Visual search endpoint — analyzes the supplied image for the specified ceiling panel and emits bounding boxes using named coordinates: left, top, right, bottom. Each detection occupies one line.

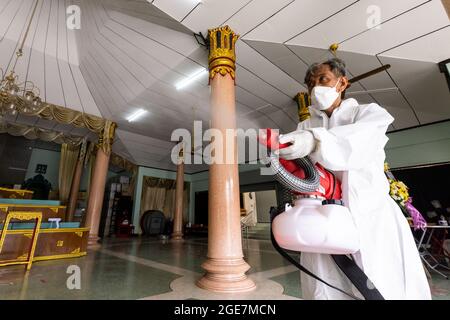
left=181, top=0, right=252, bottom=33
left=286, top=0, right=427, bottom=48
left=346, top=92, right=376, bottom=105
left=236, top=41, right=302, bottom=97
left=222, top=0, right=293, bottom=36
left=45, top=56, right=66, bottom=107
left=245, top=39, right=309, bottom=85
left=378, top=56, right=450, bottom=124
left=112, top=138, right=135, bottom=163
left=286, top=45, right=343, bottom=67
left=339, top=0, right=449, bottom=56
left=380, top=26, right=450, bottom=63
left=152, top=0, right=201, bottom=22
left=0, top=0, right=32, bottom=44
left=236, top=65, right=293, bottom=108
left=369, top=91, right=420, bottom=129
left=116, top=129, right=175, bottom=151
left=107, top=10, right=198, bottom=57
left=243, top=0, right=357, bottom=43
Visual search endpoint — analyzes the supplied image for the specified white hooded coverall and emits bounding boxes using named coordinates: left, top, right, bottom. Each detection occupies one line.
left=298, top=98, right=431, bottom=300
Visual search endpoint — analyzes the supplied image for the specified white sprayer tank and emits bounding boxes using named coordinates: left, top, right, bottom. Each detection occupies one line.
left=272, top=198, right=360, bottom=254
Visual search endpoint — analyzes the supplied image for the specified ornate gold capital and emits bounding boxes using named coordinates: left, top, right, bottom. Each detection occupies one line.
left=208, top=25, right=239, bottom=82
left=98, top=120, right=117, bottom=155
left=294, top=92, right=311, bottom=122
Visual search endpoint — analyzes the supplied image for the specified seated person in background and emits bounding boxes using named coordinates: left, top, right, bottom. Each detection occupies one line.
left=22, top=174, right=52, bottom=200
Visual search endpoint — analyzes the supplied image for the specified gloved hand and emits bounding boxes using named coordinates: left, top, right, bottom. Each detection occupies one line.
left=277, top=130, right=316, bottom=160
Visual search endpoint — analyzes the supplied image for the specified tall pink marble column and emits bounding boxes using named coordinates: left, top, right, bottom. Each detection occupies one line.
left=66, top=158, right=83, bottom=222
left=197, top=26, right=255, bottom=293
left=172, top=149, right=184, bottom=240
left=84, top=123, right=116, bottom=247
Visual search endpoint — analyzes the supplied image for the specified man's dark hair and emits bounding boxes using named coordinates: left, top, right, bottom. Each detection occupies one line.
left=304, top=58, right=347, bottom=85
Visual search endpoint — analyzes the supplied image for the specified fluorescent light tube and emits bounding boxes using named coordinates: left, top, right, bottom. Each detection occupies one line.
left=127, top=109, right=147, bottom=122
left=175, top=68, right=207, bottom=90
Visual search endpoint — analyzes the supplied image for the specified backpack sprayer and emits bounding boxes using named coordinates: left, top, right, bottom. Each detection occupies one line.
left=259, top=128, right=384, bottom=300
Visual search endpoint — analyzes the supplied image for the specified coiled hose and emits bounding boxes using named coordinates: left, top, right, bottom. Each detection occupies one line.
left=268, top=152, right=320, bottom=193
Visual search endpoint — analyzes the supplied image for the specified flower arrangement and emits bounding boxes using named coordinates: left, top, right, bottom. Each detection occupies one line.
left=385, top=162, right=427, bottom=230
left=388, top=179, right=409, bottom=207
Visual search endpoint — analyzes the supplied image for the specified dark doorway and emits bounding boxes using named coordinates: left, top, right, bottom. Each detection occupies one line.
left=195, top=191, right=209, bottom=225
left=392, top=163, right=450, bottom=223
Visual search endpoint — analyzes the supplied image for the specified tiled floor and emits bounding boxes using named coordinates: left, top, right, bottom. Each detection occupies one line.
left=0, top=236, right=448, bottom=300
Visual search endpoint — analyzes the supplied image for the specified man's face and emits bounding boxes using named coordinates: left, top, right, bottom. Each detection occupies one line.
left=306, top=64, right=343, bottom=94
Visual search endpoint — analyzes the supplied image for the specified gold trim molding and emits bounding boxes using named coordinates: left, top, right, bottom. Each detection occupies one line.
left=33, top=251, right=87, bottom=262
left=97, top=120, right=117, bottom=155
left=0, top=94, right=117, bottom=151
left=0, top=120, right=84, bottom=146
left=0, top=227, right=89, bottom=235
left=208, top=26, right=239, bottom=82
left=0, top=187, right=33, bottom=194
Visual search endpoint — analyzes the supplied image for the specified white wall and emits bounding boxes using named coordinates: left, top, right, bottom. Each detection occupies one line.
left=25, top=148, right=61, bottom=190
left=385, top=121, right=450, bottom=168
left=255, top=190, right=277, bottom=223
left=25, top=147, right=119, bottom=193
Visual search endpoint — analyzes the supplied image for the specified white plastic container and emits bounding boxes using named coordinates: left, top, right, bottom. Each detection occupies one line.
left=273, top=198, right=360, bottom=254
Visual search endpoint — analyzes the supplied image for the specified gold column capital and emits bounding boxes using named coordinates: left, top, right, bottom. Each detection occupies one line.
left=208, top=25, right=239, bottom=83
left=78, top=138, right=88, bottom=163
left=294, top=92, right=311, bottom=122
left=97, top=120, right=117, bottom=155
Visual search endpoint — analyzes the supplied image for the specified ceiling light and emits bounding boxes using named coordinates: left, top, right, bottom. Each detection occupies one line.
left=175, top=68, right=207, bottom=90
left=127, top=109, right=147, bottom=122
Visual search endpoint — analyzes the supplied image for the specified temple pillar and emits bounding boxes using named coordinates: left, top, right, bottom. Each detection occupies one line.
left=171, top=149, right=184, bottom=240
left=66, top=158, right=83, bottom=222
left=85, top=122, right=116, bottom=247
left=196, top=26, right=255, bottom=293
left=67, top=141, right=88, bottom=222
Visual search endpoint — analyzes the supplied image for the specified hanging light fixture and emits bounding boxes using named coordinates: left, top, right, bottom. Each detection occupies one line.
left=0, top=0, right=42, bottom=116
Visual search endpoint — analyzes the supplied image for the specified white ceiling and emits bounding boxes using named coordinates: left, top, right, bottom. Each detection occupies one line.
left=1, top=0, right=449, bottom=173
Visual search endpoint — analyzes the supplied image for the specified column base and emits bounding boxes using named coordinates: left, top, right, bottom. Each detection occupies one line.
left=196, top=257, right=256, bottom=293
left=171, top=232, right=184, bottom=240
left=87, top=235, right=101, bottom=248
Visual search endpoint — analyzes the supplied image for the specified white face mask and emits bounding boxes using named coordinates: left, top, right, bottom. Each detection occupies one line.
left=310, top=78, right=341, bottom=111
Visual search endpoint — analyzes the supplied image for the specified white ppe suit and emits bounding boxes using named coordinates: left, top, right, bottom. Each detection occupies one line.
left=297, top=98, right=431, bottom=300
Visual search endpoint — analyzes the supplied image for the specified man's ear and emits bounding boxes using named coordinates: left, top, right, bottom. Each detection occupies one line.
left=339, top=77, right=349, bottom=93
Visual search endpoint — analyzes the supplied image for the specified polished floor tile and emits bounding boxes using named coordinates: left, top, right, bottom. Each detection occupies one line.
left=0, top=236, right=448, bottom=300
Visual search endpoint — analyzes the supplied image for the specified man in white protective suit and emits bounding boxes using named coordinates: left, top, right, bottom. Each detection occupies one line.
left=278, top=58, right=431, bottom=300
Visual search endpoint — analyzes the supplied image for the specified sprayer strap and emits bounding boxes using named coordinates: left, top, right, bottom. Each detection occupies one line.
left=331, top=255, right=384, bottom=300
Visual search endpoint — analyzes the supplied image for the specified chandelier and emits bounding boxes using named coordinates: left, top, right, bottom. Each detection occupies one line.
left=0, top=0, right=43, bottom=116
